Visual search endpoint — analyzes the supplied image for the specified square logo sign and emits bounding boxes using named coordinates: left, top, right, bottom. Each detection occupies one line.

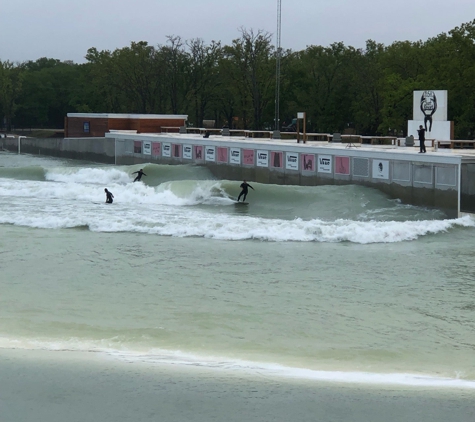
left=373, top=160, right=389, bottom=179
left=318, top=154, right=332, bottom=173
left=183, top=145, right=192, bottom=159
left=286, top=152, right=299, bottom=170
left=162, top=143, right=171, bottom=157
left=230, top=148, right=241, bottom=164
left=257, top=150, right=269, bottom=167
left=205, top=146, right=216, bottom=161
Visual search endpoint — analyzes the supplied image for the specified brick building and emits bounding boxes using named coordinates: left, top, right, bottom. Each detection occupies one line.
left=65, top=113, right=188, bottom=138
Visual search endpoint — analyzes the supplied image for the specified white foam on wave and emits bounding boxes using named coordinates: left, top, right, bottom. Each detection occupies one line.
left=0, top=212, right=475, bottom=244
left=1, top=178, right=474, bottom=243
left=95, top=214, right=473, bottom=243
left=1, top=195, right=474, bottom=243
left=45, top=167, right=132, bottom=185
left=1, top=336, right=474, bottom=389
left=3, top=207, right=472, bottom=243
left=0, top=177, right=226, bottom=206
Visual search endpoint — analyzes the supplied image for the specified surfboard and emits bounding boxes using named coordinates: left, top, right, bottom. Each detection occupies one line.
left=234, top=201, right=249, bottom=205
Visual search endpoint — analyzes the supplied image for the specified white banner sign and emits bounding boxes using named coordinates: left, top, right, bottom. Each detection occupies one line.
left=286, top=152, right=299, bottom=170
left=257, top=150, right=269, bottom=167
left=142, top=141, right=151, bottom=155
left=407, top=120, right=451, bottom=141
left=372, top=160, right=389, bottom=179
left=230, top=148, right=241, bottom=164
left=318, top=154, right=332, bottom=173
left=162, top=143, right=171, bottom=157
left=205, top=146, right=216, bottom=161
left=183, top=144, right=193, bottom=159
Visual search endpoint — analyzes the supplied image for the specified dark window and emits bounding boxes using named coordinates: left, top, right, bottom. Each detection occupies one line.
left=83, top=122, right=90, bottom=133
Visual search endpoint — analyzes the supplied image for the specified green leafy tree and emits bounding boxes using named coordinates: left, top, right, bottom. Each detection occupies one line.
left=110, top=42, right=161, bottom=113
left=349, top=40, right=385, bottom=135
left=185, top=38, right=222, bottom=127
left=15, top=58, right=83, bottom=129
left=0, top=60, right=23, bottom=131
left=288, top=42, right=352, bottom=133
left=223, top=29, right=274, bottom=130
left=85, top=47, right=126, bottom=112
left=377, top=41, right=426, bottom=135
left=6, top=20, right=475, bottom=138
left=161, top=36, right=189, bottom=115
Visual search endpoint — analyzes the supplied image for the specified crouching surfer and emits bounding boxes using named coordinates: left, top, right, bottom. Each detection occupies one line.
left=104, top=188, right=114, bottom=204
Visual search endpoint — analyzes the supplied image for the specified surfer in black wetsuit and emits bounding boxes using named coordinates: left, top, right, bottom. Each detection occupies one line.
left=104, top=188, right=114, bottom=203
left=237, top=180, right=254, bottom=202
left=132, top=169, right=147, bottom=182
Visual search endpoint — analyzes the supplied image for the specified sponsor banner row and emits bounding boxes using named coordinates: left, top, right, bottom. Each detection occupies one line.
left=131, top=140, right=389, bottom=178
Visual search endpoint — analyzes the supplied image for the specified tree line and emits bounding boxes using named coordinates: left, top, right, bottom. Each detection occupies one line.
left=1, top=21, right=475, bottom=139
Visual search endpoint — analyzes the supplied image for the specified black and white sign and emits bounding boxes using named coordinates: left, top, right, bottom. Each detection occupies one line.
left=142, top=141, right=151, bottom=155
left=162, top=143, right=171, bottom=157
left=413, top=90, right=447, bottom=122
left=372, top=160, right=389, bottom=179
left=230, top=148, right=241, bottom=164
left=257, top=150, right=269, bottom=167
left=205, top=146, right=216, bottom=161
left=318, top=154, right=332, bottom=173
left=183, top=144, right=192, bottom=159
left=286, top=152, right=299, bottom=170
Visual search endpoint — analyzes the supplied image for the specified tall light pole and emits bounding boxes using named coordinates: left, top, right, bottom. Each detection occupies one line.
left=272, top=0, right=282, bottom=139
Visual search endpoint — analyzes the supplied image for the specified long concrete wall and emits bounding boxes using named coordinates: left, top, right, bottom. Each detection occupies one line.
left=0, top=134, right=466, bottom=217
left=111, top=133, right=462, bottom=218
left=1, top=137, right=115, bottom=163
left=460, top=163, right=475, bottom=213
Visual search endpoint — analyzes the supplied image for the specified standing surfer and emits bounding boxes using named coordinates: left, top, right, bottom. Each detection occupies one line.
left=237, top=180, right=254, bottom=202
left=132, top=169, right=147, bottom=182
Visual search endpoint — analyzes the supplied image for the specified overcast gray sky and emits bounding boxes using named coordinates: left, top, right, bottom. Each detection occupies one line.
left=1, top=0, right=474, bottom=63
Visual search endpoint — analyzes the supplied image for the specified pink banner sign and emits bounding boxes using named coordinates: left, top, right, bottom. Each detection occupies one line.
left=195, top=145, right=203, bottom=160
left=217, top=147, right=228, bottom=163
left=172, top=144, right=181, bottom=158
left=270, top=151, right=283, bottom=168
left=152, top=142, right=161, bottom=156
left=243, top=149, right=254, bottom=165
left=335, top=156, right=350, bottom=175
left=301, top=154, right=315, bottom=172
left=134, top=141, right=142, bottom=154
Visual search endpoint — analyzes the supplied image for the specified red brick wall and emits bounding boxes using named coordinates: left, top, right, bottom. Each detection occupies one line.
left=66, top=117, right=109, bottom=137
left=66, top=117, right=186, bottom=137
left=138, top=118, right=185, bottom=133
left=108, top=118, right=132, bottom=131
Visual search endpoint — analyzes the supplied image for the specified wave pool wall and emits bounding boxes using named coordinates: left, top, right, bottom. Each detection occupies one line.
left=110, top=134, right=461, bottom=218
left=1, top=137, right=115, bottom=164
left=0, top=134, right=462, bottom=217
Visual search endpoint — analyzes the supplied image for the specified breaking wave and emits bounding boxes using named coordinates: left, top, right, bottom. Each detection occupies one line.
left=0, top=162, right=472, bottom=243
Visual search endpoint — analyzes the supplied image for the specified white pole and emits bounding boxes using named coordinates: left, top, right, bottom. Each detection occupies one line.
left=273, top=0, right=282, bottom=139
left=18, top=136, right=26, bottom=154
left=458, top=161, right=461, bottom=217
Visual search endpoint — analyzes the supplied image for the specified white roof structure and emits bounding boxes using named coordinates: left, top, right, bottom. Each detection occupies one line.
left=67, top=113, right=188, bottom=120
